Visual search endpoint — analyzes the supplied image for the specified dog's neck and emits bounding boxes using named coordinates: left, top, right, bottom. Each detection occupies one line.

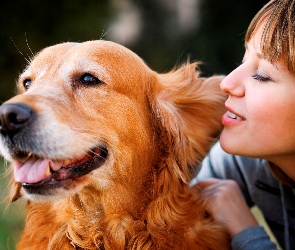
left=29, top=169, right=156, bottom=243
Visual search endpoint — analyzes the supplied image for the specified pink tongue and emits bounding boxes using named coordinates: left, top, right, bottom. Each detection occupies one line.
left=14, top=157, right=63, bottom=184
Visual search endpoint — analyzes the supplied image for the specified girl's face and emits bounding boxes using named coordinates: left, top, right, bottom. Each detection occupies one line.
left=220, top=23, right=295, bottom=177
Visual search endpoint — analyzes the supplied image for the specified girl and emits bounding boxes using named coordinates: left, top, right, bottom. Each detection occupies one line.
left=192, top=0, right=295, bottom=249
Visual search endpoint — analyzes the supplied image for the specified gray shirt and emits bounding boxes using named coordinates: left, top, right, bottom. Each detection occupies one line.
left=191, top=142, right=295, bottom=250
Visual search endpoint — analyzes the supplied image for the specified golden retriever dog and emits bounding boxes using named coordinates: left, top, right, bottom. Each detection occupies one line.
left=0, top=40, right=230, bottom=249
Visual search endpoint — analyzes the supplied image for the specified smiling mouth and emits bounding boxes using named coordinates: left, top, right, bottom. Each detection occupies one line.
left=226, top=111, right=244, bottom=121
left=12, top=146, right=108, bottom=195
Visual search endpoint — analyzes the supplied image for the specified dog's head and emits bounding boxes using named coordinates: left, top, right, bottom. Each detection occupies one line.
left=0, top=40, right=226, bottom=203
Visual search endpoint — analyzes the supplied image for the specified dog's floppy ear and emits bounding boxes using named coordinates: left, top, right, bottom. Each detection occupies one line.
left=142, top=64, right=227, bottom=247
left=151, top=63, right=226, bottom=181
left=6, top=163, right=22, bottom=203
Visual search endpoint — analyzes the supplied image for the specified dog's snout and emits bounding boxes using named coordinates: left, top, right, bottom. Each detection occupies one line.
left=0, top=103, right=33, bottom=137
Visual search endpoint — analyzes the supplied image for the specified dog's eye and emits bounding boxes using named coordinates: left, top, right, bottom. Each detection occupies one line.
left=23, top=79, right=32, bottom=90
left=79, top=74, right=101, bottom=86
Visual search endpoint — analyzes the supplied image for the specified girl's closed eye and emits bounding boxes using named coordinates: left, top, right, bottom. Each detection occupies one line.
left=252, top=73, right=273, bottom=82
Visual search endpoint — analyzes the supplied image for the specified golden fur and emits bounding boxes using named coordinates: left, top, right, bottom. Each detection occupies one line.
left=0, top=40, right=230, bottom=249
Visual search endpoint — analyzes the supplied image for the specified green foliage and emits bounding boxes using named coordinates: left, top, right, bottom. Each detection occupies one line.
left=0, top=159, right=25, bottom=250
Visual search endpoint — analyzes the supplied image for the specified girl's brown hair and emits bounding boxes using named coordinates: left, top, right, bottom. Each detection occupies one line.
left=246, top=0, right=295, bottom=73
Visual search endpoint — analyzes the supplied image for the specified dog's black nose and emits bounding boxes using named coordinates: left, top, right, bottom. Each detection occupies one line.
left=0, top=103, right=33, bottom=138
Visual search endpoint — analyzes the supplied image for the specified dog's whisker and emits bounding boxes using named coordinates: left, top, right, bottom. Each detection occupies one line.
left=24, top=32, right=34, bottom=59
left=100, top=27, right=112, bottom=40
left=0, top=160, right=12, bottom=179
left=10, top=37, right=31, bottom=65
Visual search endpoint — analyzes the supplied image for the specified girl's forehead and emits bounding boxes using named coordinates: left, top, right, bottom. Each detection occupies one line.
left=246, top=23, right=291, bottom=74
left=246, top=24, right=264, bottom=55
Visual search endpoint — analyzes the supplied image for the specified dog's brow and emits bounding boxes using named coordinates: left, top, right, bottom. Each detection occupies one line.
left=59, top=59, right=112, bottom=84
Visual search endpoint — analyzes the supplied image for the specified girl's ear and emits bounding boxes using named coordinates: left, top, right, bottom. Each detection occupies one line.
left=150, top=63, right=226, bottom=180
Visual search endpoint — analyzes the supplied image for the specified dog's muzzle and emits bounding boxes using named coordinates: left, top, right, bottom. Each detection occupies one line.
left=0, top=102, right=109, bottom=196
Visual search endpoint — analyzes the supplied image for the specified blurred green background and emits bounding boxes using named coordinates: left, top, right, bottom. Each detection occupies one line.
left=0, top=0, right=268, bottom=249
left=0, top=159, right=25, bottom=250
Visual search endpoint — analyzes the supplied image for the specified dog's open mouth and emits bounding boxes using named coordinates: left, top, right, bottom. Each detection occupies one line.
left=12, top=146, right=108, bottom=194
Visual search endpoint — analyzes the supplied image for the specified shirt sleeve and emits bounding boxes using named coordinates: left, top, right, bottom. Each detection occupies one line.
left=232, top=226, right=278, bottom=250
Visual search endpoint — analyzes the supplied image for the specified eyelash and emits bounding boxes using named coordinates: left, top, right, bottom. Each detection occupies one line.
left=252, top=73, right=272, bottom=82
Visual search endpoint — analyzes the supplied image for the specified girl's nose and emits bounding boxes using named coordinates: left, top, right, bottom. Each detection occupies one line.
left=220, top=65, right=245, bottom=97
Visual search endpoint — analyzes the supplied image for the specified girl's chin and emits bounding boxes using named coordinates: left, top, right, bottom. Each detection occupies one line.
left=220, top=132, right=258, bottom=158
left=219, top=131, right=243, bottom=155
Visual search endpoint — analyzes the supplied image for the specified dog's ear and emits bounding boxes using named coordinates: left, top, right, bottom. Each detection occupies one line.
left=150, top=63, right=226, bottom=181
left=143, top=64, right=227, bottom=245
left=6, top=164, right=22, bottom=203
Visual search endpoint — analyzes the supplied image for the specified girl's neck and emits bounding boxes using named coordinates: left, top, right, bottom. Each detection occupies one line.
left=268, top=161, right=295, bottom=188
